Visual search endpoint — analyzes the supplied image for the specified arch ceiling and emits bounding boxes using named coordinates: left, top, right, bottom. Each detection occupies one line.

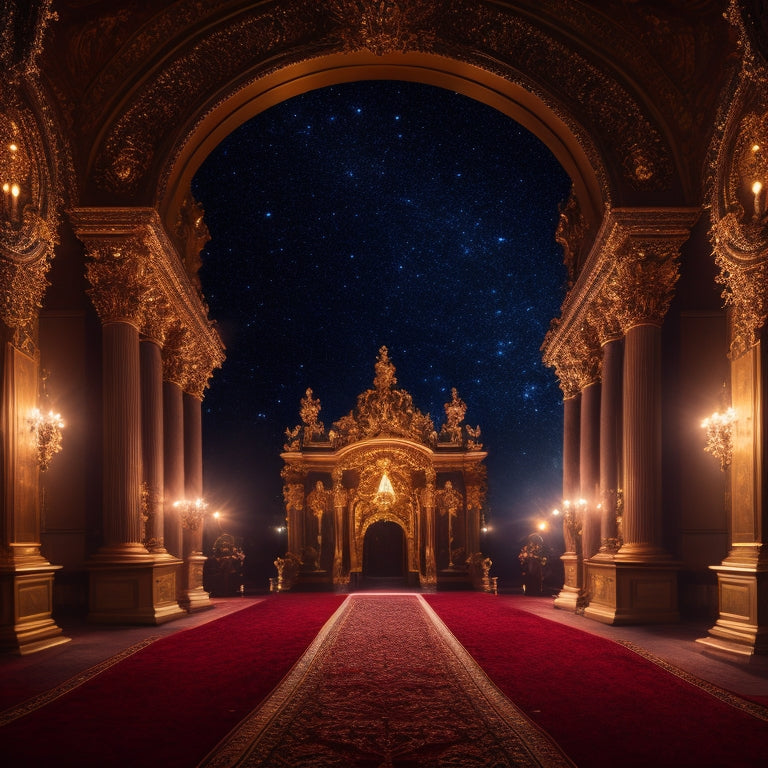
left=38, top=0, right=733, bottom=237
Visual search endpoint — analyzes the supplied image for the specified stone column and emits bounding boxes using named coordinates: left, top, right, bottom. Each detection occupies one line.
left=332, top=467, right=347, bottom=587
left=422, top=467, right=437, bottom=589
left=595, top=236, right=686, bottom=624
left=0, top=256, right=70, bottom=653
left=180, top=381, right=211, bottom=611
left=578, top=324, right=602, bottom=563
left=139, top=329, right=168, bottom=556
left=139, top=325, right=185, bottom=621
left=554, top=376, right=582, bottom=611
left=597, top=335, right=623, bottom=555
left=82, top=235, right=167, bottom=624
left=698, top=95, right=768, bottom=653
left=162, top=382, right=185, bottom=560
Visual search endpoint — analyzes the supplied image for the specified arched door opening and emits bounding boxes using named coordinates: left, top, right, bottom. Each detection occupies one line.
left=362, top=521, right=407, bottom=588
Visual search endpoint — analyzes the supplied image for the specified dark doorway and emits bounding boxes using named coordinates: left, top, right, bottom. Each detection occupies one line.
left=362, top=521, right=406, bottom=584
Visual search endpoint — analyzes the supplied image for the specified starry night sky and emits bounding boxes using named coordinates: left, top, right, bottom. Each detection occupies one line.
left=192, top=81, right=571, bottom=581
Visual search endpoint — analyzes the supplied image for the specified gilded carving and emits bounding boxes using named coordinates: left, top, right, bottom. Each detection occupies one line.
left=71, top=208, right=225, bottom=390
left=710, top=107, right=768, bottom=357
left=0, top=254, right=50, bottom=355
left=605, top=242, right=681, bottom=331
left=283, top=483, right=304, bottom=512
left=162, top=324, right=191, bottom=388
left=84, top=237, right=150, bottom=326
left=326, top=0, right=438, bottom=55
left=556, top=187, right=589, bottom=288
left=0, top=0, right=56, bottom=79
left=332, top=347, right=436, bottom=447
left=440, top=388, right=466, bottom=444
left=300, top=388, right=325, bottom=441
left=278, top=351, right=487, bottom=589
left=175, top=192, right=209, bottom=291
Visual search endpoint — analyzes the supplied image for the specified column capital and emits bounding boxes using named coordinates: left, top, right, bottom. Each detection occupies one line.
left=542, top=207, right=698, bottom=372
left=70, top=206, right=225, bottom=375
left=83, top=235, right=151, bottom=326
left=604, top=239, right=682, bottom=331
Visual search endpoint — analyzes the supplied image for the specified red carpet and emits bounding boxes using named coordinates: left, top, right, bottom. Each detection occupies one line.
left=2, top=592, right=767, bottom=767
left=0, top=594, right=345, bottom=768
left=425, top=593, right=768, bottom=768
left=200, top=595, right=574, bottom=767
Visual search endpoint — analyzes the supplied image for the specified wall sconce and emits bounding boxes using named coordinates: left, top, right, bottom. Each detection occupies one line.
left=0, top=120, right=30, bottom=229
left=701, top=408, right=736, bottom=471
left=29, top=408, right=64, bottom=472
left=173, top=498, right=208, bottom=531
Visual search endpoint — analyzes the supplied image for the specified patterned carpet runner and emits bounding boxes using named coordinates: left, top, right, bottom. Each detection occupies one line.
left=200, top=594, right=575, bottom=767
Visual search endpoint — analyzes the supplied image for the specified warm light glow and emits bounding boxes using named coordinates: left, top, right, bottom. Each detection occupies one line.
left=10, top=183, right=19, bottom=198
left=377, top=472, right=394, bottom=496
left=8, top=143, right=17, bottom=153
left=753, top=144, right=761, bottom=153
left=701, top=407, right=736, bottom=471
left=213, top=510, right=221, bottom=520
left=754, top=180, right=763, bottom=196
left=551, top=508, right=560, bottom=516
left=538, top=521, right=548, bottom=532
left=29, top=408, right=65, bottom=471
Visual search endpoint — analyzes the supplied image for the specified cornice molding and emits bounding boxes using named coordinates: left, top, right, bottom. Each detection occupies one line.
left=542, top=206, right=699, bottom=392
left=69, top=206, right=225, bottom=393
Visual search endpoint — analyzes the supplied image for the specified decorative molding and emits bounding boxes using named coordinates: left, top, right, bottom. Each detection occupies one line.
left=542, top=207, right=699, bottom=387
left=70, top=207, right=225, bottom=392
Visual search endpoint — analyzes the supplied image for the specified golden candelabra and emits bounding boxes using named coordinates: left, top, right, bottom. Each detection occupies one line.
left=173, top=498, right=209, bottom=531
left=701, top=408, right=736, bottom=471
left=29, top=408, right=64, bottom=471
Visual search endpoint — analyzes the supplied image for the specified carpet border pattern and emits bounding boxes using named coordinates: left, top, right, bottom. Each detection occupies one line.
left=199, top=594, right=576, bottom=767
left=0, top=636, right=160, bottom=727
left=617, top=639, right=768, bottom=723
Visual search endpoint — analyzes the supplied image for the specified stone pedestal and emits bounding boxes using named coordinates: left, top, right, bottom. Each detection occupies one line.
left=553, top=553, right=581, bottom=611
left=88, top=555, right=185, bottom=624
left=180, top=553, right=211, bottom=612
left=696, top=565, right=768, bottom=656
left=0, top=563, right=70, bottom=654
left=583, top=558, right=679, bottom=624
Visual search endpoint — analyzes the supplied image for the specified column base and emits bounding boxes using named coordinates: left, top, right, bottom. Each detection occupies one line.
left=583, top=558, right=680, bottom=625
left=0, top=565, right=71, bottom=655
left=88, top=556, right=186, bottom=625
left=553, top=584, right=581, bottom=612
left=696, top=565, right=768, bottom=656
left=180, top=554, right=212, bottom=612
left=553, top=552, right=583, bottom=612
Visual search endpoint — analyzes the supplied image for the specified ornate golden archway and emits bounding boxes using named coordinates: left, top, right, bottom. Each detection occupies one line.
left=280, top=348, right=488, bottom=590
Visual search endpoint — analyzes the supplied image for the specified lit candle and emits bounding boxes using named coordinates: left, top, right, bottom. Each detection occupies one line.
left=10, top=183, right=19, bottom=220
left=753, top=180, right=764, bottom=219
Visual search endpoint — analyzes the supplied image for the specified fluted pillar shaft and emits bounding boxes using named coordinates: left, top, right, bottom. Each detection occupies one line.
left=102, top=321, right=146, bottom=554
left=140, top=339, right=167, bottom=553
left=619, top=323, right=664, bottom=559
left=183, top=392, right=204, bottom=556
left=163, top=380, right=185, bottom=559
left=580, top=381, right=601, bottom=559
left=562, top=394, right=581, bottom=506
left=599, top=337, right=623, bottom=552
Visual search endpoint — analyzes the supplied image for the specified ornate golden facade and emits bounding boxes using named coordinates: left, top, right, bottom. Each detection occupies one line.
left=278, top=348, right=489, bottom=590
left=0, top=0, right=766, bottom=655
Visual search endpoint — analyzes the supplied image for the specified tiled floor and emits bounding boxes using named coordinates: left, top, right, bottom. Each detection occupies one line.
left=1, top=592, right=767, bottom=710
